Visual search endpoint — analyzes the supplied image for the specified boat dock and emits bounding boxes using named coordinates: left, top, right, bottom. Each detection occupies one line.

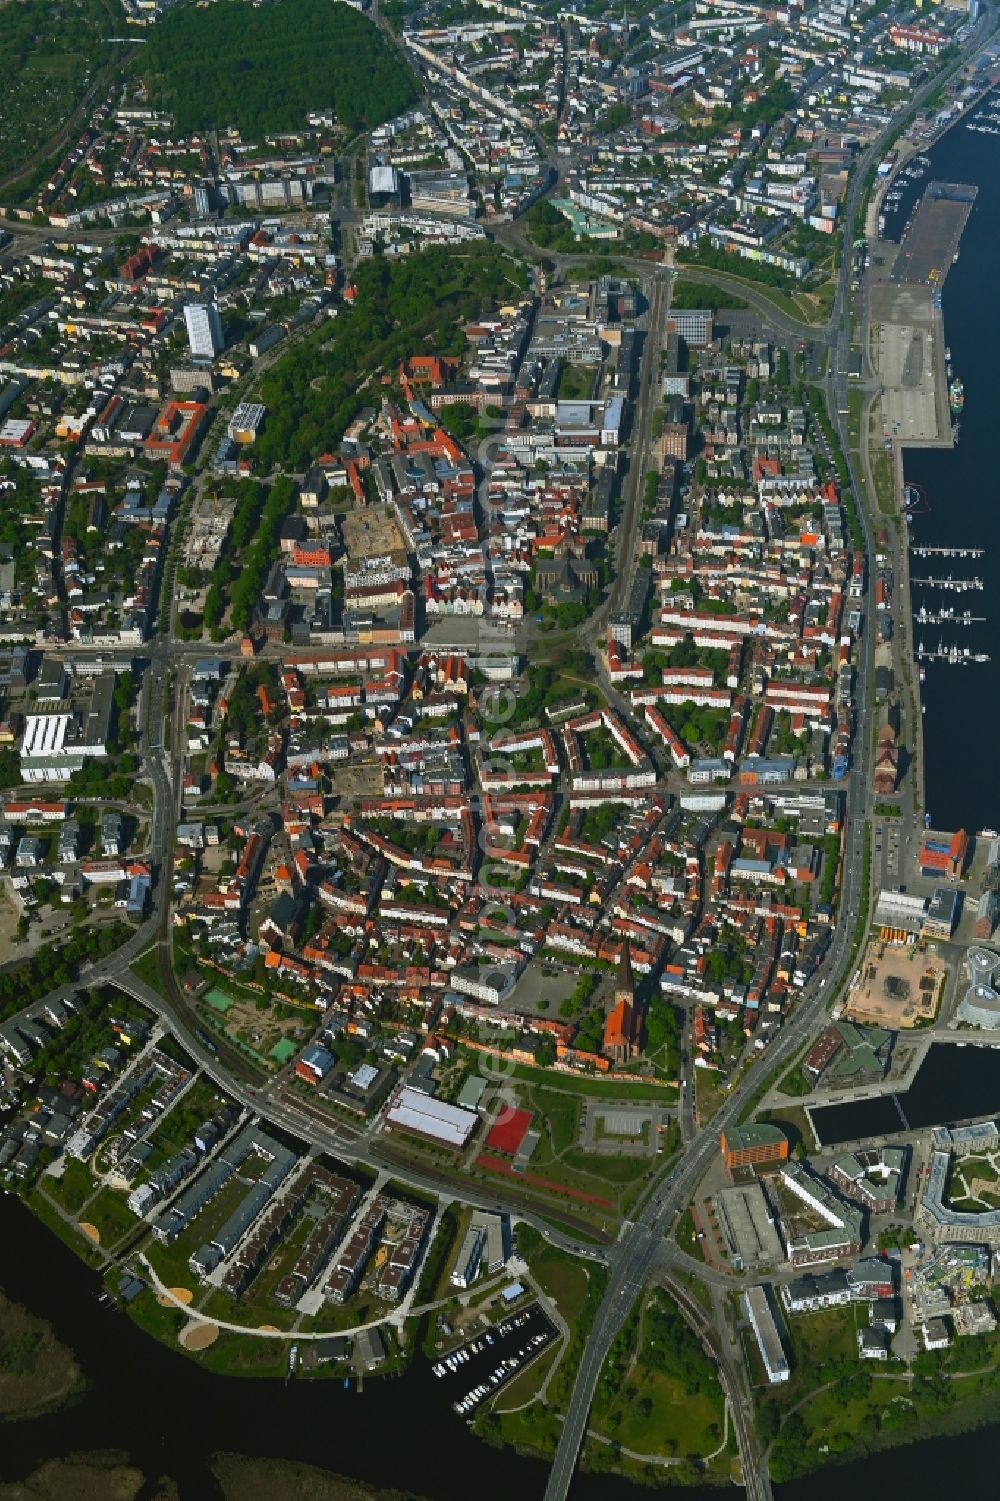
left=909, top=545, right=984, bottom=558
left=914, top=608, right=985, bottom=626
left=916, top=640, right=991, bottom=664
left=911, top=575, right=984, bottom=591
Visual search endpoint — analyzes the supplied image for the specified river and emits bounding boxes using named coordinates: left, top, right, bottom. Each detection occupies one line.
left=880, top=89, right=1000, bottom=831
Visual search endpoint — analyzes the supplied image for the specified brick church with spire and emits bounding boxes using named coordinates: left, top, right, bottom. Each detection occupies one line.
left=603, top=940, right=642, bottom=1063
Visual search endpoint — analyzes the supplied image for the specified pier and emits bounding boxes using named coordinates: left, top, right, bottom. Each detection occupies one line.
left=911, top=574, right=984, bottom=591
left=915, top=608, right=985, bottom=626
left=909, top=545, right=984, bottom=558
left=916, top=641, right=991, bottom=664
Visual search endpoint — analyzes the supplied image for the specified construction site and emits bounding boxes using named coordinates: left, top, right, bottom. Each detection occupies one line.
left=844, top=941, right=946, bottom=1029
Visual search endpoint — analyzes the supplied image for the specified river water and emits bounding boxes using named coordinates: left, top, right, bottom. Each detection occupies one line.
left=881, top=91, right=1000, bottom=831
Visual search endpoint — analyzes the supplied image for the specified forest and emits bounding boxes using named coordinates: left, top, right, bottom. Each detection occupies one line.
left=140, top=0, right=418, bottom=136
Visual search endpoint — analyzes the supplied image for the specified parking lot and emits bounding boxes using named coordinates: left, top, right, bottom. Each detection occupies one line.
left=874, top=816, right=904, bottom=888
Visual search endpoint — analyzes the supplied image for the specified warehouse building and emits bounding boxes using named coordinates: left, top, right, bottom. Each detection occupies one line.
left=20, top=673, right=116, bottom=782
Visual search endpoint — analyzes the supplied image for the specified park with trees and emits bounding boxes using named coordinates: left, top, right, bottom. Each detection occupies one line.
left=141, top=0, right=417, bottom=136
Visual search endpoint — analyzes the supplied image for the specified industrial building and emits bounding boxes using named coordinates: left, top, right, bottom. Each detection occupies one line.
left=19, top=673, right=116, bottom=782
left=384, top=1086, right=480, bottom=1148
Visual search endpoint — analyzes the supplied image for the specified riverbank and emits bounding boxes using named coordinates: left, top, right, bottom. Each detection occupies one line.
left=0, top=1450, right=434, bottom=1501
left=210, top=1456, right=428, bottom=1501
left=774, top=1367, right=1000, bottom=1493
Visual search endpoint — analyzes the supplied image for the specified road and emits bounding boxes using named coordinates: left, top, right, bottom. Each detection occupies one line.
left=491, top=216, right=827, bottom=349
left=579, top=272, right=666, bottom=649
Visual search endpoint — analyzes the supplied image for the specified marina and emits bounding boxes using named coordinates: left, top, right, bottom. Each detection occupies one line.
left=903, top=83, right=1000, bottom=828
left=435, top=1308, right=557, bottom=1415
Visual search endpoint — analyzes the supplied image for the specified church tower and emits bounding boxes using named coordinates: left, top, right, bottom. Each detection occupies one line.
left=615, top=937, right=634, bottom=1006
left=604, top=939, right=640, bottom=1063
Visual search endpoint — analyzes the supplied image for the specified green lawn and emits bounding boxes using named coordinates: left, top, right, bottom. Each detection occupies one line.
left=603, top=1364, right=722, bottom=1457
left=297, top=1294, right=382, bottom=1335
left=560, top=1149, right=653, bottom=1186
left=518, top=1229, right=592, bottom=1327
left=782, top=1304, right=859, bottom=1379
left=871, top=446, right=896, bottom=516
left=847, top=386, right=864, bottom=450
left=196, top=1330, right=288, bottom=1377
left=556, top=363, right=597, bottom=401
left=201, top=1288, right=299, bottom=1332
left=675, top=256, right=825, bottom=325
left=84, top=1188, right=136, bottom=1248
left=670, top=277, right=748, bottom=312
left=493, top=1400, right=562, bottom=1456
left=695, top=1068, right=727, bottom=1122
left=145, top=1232, right=200, bottom=1293
left=131, top=947, right=163, bottom=992
left=44, top=1159, right=96, bottom=1215
left=777, top=1064, right=812, bottom=1099
left=125, top=1287, right=186, bottom=1346
left=26, top=1188, right=102, bottom=1267
left=528, top=1087, right=581, bottom=1154
left=676, top=1207, right=699, bottom=1257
